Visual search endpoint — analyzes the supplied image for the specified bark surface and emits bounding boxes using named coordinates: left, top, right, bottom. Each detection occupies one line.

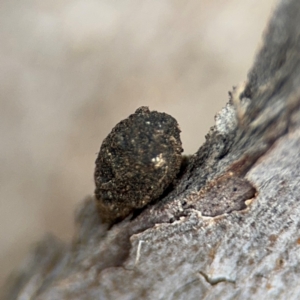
left=4, top=0, right=300, bottom=299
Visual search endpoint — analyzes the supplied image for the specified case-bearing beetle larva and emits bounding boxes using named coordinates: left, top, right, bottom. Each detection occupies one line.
left=94, top=106, right=183, bottom=223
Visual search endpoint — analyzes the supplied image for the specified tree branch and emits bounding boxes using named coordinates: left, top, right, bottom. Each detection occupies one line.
left=4, top=0, right=300, bottom=298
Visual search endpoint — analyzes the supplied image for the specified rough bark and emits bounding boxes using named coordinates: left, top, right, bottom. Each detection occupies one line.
left=4, top=0, right=300, bottom=298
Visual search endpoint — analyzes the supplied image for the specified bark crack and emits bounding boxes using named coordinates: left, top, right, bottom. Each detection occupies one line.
left=198, top=271, right=236, bottom=286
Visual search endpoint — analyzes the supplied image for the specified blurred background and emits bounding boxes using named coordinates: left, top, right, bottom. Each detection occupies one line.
left=0, top=0, right=276, bottom=288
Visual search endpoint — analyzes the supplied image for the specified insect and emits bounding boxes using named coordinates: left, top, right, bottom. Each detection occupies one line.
left=94, top=106, right=183, bottom=223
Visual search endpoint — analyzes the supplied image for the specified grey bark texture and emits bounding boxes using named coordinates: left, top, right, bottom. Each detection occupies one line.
left=4, top=0, right=300, bottom=299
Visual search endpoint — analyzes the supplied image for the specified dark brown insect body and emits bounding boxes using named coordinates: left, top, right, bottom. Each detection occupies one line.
left=94, top=107, right=183, bottom=223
